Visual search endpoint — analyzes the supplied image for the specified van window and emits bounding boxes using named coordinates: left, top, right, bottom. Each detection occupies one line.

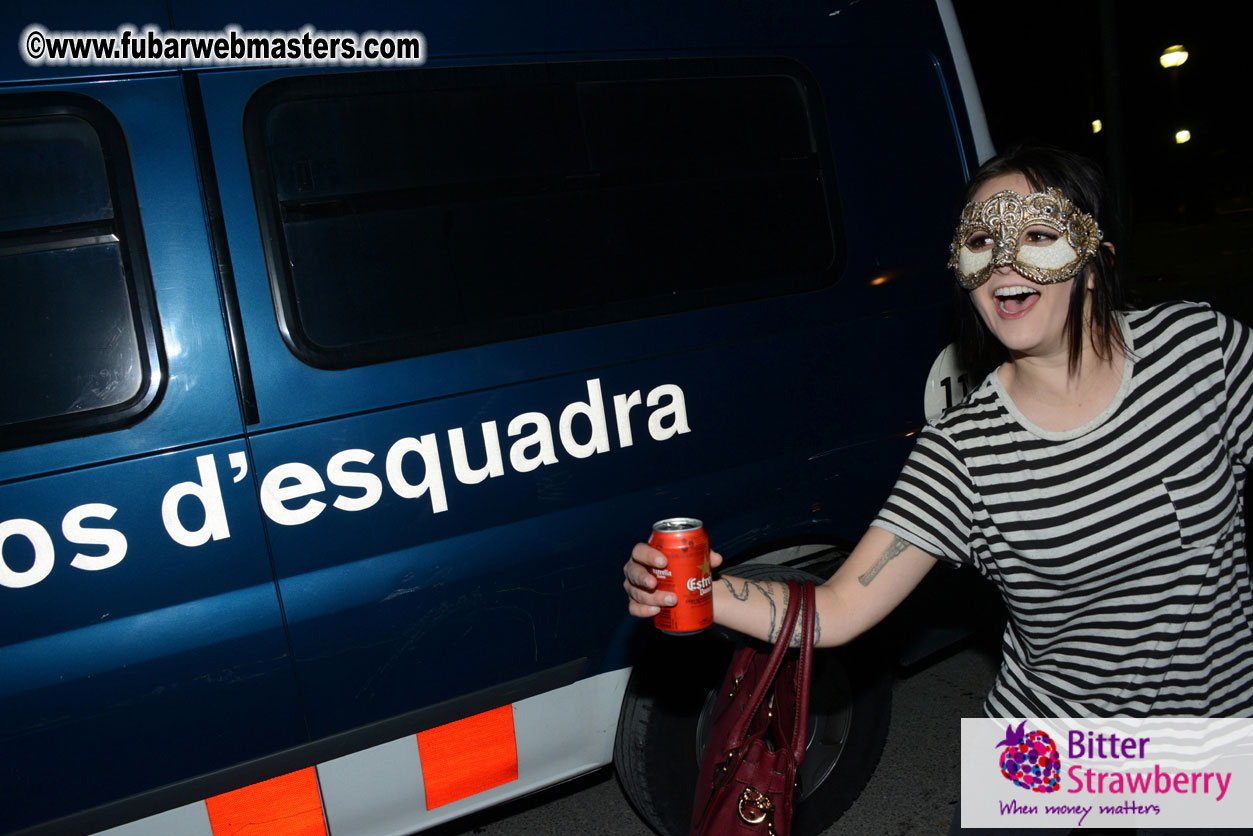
left=245, top=59, right=839, bottom=369
left=0, top=98, right=162, bottom=449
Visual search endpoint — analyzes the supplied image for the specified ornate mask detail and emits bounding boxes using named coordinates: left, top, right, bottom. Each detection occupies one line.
left=948, top=187, right=1102, bottom=290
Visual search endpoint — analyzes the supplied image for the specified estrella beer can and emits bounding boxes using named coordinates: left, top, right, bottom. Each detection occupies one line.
left=649, top=517, right=713, bottom=635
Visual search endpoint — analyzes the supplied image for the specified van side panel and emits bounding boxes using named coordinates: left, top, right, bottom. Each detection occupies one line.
left=205, top=44, right=967, bottom=739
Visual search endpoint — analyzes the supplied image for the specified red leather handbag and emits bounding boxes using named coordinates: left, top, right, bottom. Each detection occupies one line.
left=691, top=580, right=815, bottom=836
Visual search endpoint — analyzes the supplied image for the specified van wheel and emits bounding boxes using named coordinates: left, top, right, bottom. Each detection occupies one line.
left=613, top=564, right=891, bottom=836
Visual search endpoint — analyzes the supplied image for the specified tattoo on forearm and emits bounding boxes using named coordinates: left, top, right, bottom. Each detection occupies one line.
left=721, top=577, right=779, bottom=641
left=789, top=608, right=821, bottom=648
left=766, top=583, right=786, bottom=644
left=724, top=578, right=753, bottom=602
left=858, top=535, right=909, bottom=587
left=721, top=577, right=821, bottom=646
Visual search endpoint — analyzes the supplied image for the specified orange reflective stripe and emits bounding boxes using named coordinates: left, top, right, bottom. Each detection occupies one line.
left=205, top=767, right=327, bottom=836
left=416, top=705, right=518, bottom=809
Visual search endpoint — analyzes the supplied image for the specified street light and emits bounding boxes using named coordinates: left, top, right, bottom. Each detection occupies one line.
left=1160, top=45, right=1188, bottom=68
left=1175, top=129, right=1192, bottom=144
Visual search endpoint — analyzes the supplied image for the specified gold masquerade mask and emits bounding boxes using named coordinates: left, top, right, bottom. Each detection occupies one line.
left=947, top=187, right=1103, bottom=290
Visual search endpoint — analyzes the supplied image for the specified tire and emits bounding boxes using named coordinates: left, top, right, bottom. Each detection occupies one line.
left=613, top=564, right=892, bottom=836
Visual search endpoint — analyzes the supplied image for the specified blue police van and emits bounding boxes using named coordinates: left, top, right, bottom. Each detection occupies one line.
left=0, top=1, right=991, bottom=834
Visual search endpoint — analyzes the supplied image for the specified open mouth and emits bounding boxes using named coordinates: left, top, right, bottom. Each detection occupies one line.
left=994, top=286, right=1040, bottom=316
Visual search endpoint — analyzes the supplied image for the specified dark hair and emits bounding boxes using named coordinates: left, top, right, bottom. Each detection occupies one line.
left=952, top=142, right=1125, bottom=380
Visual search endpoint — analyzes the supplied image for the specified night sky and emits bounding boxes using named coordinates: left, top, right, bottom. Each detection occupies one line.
left=952, top=0, right=1250, bottom=317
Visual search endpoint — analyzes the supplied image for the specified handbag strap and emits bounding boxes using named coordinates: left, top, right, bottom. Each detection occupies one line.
left=788, top=581, right=816, bottom=764
left=725, top=580, right=804, bottom=751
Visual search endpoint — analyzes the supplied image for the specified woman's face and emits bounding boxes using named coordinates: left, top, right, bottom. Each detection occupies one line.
left=962, top=172, right=1090, bottom=362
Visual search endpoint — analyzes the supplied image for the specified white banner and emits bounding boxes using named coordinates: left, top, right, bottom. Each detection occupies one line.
left=961, top=718, right=1253, bottom=829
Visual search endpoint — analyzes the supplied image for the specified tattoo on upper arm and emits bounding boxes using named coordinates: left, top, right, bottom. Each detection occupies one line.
left=858, top=535, right=909, bottom=587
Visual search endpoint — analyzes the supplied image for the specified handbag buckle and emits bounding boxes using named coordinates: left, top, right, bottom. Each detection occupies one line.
left=737, top=786, right=777, bottom=833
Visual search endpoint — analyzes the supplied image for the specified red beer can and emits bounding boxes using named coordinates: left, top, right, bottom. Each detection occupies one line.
left=649, top=517, right=713, bottom=635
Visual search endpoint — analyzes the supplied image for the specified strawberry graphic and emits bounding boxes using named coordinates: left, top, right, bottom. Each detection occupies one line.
left=995, top=721, right=1061, bottom=793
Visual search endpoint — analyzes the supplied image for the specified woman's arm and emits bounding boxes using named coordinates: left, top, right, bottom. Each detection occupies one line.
left=624, top=524, right=938, bottom=648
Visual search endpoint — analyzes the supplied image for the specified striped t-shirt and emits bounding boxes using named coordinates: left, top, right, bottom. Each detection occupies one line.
left=875, top=301, right=1253, bottom=717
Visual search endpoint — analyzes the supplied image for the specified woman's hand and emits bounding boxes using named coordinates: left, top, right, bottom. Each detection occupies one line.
left=623, top=542, right=723, bottom=618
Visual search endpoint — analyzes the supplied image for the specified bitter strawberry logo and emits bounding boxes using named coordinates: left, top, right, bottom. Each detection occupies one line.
left=996, top=721, right=1061, bottom=793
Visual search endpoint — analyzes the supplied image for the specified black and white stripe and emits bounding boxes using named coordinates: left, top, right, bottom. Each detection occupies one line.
left=876, top=301, right=1253, bottom=717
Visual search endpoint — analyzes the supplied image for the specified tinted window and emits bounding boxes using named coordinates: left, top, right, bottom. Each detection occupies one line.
left=246, top=59, right=839, bottom=369
left=0, top=100, right=162, bottom=449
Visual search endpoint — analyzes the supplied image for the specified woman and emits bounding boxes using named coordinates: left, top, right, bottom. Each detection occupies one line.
left=624, top=144, right=1253, bottom=832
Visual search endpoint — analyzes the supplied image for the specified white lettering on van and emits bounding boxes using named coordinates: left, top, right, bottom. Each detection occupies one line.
left=261, top=462, right=328, bottom=526
left=64, top=503, right=127, bottom=571
left=161, top=454, right=231, bottom=547
left=228, top=450, right=249, bottom=483
left=5, top=378, right=692, bottom=590
left=385, top=435, right=448, bottom=513
left=647, top=384, right=690, bottom=441
left=508, top=412, right=558, bottom=473
left=328, top=449, right=383, bottom=512
left=449, top=422, right=505, bottom=485
left=559, top=378, right=610, bottom=459
left=613, top=390, right=643, bottom=447
left=0, top=518, right=56, bottom=589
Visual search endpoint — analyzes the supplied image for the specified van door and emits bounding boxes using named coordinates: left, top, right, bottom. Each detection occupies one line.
left=0, top=77, right=304, bottom=835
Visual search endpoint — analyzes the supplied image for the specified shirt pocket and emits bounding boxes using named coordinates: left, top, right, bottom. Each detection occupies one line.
left=1162, top=437, right=1239, bottom=550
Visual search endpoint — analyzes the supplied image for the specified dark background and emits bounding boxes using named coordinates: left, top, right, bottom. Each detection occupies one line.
left=952, top=0, right=1251, bottom=322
